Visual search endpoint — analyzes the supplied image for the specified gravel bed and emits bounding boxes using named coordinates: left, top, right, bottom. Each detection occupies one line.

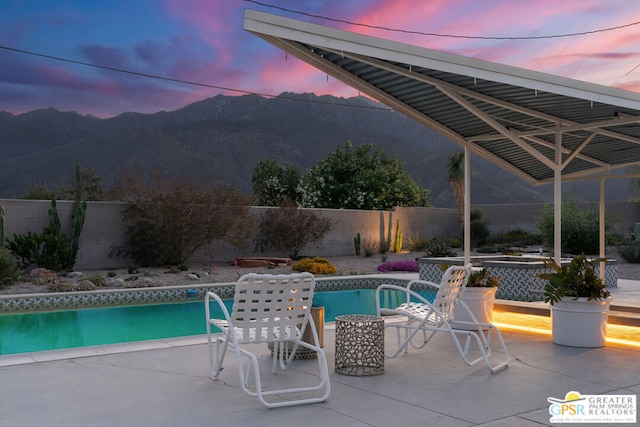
left=2, top=250, right=639, bottom=296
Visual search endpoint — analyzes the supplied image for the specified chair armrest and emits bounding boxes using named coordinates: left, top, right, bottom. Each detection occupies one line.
left=205, top=291, right=233, bottom=325
left=375, top=283, right=438, bottom=316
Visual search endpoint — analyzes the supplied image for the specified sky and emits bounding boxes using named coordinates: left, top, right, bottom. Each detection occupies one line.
left=2, top=0, right=640, bottom=118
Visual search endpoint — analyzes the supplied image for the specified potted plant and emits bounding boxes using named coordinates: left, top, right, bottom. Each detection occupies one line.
left=538, top=255, right=612, bottom=347
left=454, top=268, right=500, bottom=324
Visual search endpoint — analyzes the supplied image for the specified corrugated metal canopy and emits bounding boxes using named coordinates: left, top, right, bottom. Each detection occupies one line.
left=244, top=9, right=640, bottom=185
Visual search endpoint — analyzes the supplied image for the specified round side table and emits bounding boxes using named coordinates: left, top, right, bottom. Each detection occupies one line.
left=334, top=314, right=384, bottom=376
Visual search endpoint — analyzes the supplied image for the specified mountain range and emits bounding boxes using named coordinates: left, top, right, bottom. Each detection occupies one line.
left=1, top=92, right=636, bottom=207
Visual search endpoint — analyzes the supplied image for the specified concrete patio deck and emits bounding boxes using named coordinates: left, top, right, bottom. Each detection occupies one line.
left=1, top=279, right=639, bottom=426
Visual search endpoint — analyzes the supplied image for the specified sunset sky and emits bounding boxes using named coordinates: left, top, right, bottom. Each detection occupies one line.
left=2, top=0, right=640, bottom=118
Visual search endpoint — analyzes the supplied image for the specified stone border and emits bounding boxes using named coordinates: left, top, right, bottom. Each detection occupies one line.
left=419, top=256, right=617, bottom=302
left=0, top=275, right=414, bottom=314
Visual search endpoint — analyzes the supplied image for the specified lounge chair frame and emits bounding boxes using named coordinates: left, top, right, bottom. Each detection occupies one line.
left=376, top=265, right=510, bottom=374
left=205, top=272, right=330, bottom=408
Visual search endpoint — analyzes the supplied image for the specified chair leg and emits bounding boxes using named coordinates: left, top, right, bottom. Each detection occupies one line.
left=243, top=341, right=331, bottom=409
left=450, top=326, right=510, bottom=374
left=207, top=332, right=230, bottom=379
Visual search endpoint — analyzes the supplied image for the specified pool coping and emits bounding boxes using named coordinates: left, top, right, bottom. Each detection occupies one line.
left=0, top=274, right=416, bottom=314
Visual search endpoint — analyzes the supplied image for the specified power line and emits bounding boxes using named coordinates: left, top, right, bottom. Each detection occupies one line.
left=0, top=44, right=390, bottom=111
left=246, top=0, right=640, bottom=40
left=0, top=45, right=260, bottom=95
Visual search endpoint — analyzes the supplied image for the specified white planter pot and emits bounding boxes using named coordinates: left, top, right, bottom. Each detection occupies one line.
left=454, top=287, right=498, bottom=324
left=551, top=297, right=612, bottom=348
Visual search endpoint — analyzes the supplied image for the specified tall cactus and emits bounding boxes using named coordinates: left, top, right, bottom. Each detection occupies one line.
left=379, top=211, right=393, bottom=254
left=393, top=219, right=402, bottom=253
left=48, top=199, right=61, bottom=231
left=70, top=161, right=87, bottom=260
left=354, top=232, right=361, bottom=256
left=45, top=161, right=87, bottom=270
left=0, top=206, right=4, bottom=244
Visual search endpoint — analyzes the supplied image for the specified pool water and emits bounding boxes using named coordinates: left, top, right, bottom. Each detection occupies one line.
left=0, top=289, right=434, bottom=356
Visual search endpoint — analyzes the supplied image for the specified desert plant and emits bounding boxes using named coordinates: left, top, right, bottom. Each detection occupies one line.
left=407, top=232, right=430, bottom=252
left=254, top=199, right=332, bottom=259
left=111, top=172, right=254, bottom=266
left=469, top=208, right=490, bottom=247
left=378, top=211, right=393, bottom=254
left=354, top=232, right=361, bottom=256
left=376, top=259, right=418, bottom=272
left=7, top=162, right=87, bottom=271
left=362, top=239, right=377, bottom=257
left=424, top=237, right=456, bottom=257
left=538, top=255, right=610, bottom=305
left=292, top=257, right=337, bottom=275
left=0, top=206, right=4, bottom=244
left=0, top=246, right=22, bottom=288
left=476, top=244, right=507, bottom=254
left=393, top=219, right=402, bottom=253
left=467, top=268, right=500, bottom=288
left=616, top=237, right=640, bottom=263
left=490, top=228, right=544, bottom=246
left=86, top=273, right=107, bottom=287
left=536, top=197, right=616, bottom=255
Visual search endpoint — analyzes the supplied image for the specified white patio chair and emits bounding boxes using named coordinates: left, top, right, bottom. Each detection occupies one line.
left=375, top=264, right=510, bottom=374
left=205, top=272, right=330, bottom=408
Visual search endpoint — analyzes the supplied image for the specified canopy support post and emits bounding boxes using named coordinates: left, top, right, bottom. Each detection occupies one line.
left=599, top=178, right=606, bottom=281
left=464, top=144, right=471, bottom=265
left=554, top=130, right=562, bottom=264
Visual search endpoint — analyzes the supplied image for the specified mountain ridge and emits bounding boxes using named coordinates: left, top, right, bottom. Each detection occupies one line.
left=1, top=92, right=634, bottom=205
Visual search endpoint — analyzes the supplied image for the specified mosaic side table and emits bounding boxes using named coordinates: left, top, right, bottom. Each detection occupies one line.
left=334, top=314, right=384, bottom=376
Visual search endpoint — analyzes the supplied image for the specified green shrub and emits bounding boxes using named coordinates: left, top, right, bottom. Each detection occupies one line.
left=490, top=228, right=544, bottom=246
left=254, top=199, right=332, bottom=259
left=112, top=172, right=254, bottom=266
left=292, top=257, right=337, bottom=275
left=424, top=237, right=456, bottom=257
left=362, top=239, right=377, bottom=257
left=469, top=208, right=490, bottom=247
left=6, top=163, right=87, bottom=271
left=408, top=232, right=430, bottom=252
left=536, top=197, right=617, bottom=255
left=616, top=238, right=640, bottom=263
left=0, top=247, right=23, bottom=288
left=86, top=273, right=107, bottom=287
left=476, top=245, right=506, bottom=253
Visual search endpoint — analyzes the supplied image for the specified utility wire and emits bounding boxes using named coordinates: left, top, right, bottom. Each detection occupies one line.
left=0, top=44, right=390, bottom=111
left=246, top=0, right=640, bottom=40
left=0, top=45, right=260, bottom=95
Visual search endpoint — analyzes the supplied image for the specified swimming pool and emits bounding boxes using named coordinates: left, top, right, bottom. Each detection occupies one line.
left=0, top=289, right=433, bottom=356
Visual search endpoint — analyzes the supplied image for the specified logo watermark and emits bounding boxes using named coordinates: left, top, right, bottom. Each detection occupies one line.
left=548, top=391, right=636, bottom=423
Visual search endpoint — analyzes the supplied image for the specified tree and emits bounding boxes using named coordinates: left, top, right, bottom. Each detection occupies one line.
left=253, top=199, right=333, bottom=258
left=22, top=165, right=106, bottom=201
left=536, top=196, right=616, bottom=255
left=299, top=142, right=430, bottom=210
left=251, top=158, right=302, bottom=206
left=447, top=151, right=465, bottom=224
left=110, top=171, right=255, bottom=266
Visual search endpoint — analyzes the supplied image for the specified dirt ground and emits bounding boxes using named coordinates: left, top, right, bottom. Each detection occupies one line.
left=0, top=252, right=420, bottom=295
left=2, top=249, right=637, bottom=295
